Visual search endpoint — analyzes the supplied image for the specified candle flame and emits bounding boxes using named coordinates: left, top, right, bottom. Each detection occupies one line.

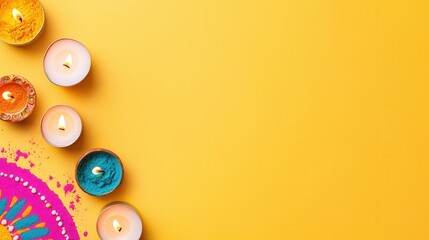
left=63, top=54, right=73, bottom=69
left=92, top=167, right=103, bottom=175
left=12, top=9, right=23, bottom=22
left=2, top=91, right=14, bottom=101
left=58, top=115, right=66, bottom=131
left=113, top=219, right=122, bottom=233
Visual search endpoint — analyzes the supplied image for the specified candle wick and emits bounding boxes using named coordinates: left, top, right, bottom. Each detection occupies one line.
left=63, top=54, right=73, bottom=69
left=113, top=219, right=123, bottom=233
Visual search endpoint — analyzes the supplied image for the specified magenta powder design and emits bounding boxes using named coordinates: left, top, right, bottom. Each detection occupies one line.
left=0, top=158, right=80, bottom=239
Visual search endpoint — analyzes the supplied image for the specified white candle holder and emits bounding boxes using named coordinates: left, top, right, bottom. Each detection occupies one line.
left=43, top=38, right=91, bottom=86
left=0, top=75, right=36, bottom=122
left=41, top=105, right=82, bottom=147
left=97, top=202, right=143, bottom=240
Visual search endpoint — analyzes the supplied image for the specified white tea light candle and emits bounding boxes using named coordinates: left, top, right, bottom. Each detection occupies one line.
left=43, top=38, right=91, bottom=86
left=41, top=105, right=82, bottom=147
left=97, top=202, right=143, bottom=240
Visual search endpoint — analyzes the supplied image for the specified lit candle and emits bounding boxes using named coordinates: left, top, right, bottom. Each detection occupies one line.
left=97, top=202, right=143, bottom=240
left=76, top=149, right=124, bottom=196
left=0, top=0, right=45, bottom=46
left=43, top=38, right=91, bottom=86
left=41, top=105, right=82, bottom=147
left=0, top=75, right=36, bottom=122
left=92, top=166, right=104, bottom=175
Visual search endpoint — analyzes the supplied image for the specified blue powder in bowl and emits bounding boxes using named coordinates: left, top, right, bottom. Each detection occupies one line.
left=76, top=150, right=123, bottom=196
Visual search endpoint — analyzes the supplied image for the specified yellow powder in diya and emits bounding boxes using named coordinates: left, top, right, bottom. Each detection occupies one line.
left=0, top=0, right=44, bottom=45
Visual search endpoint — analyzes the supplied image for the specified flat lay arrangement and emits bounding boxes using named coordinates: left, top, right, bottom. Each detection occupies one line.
left=0, top=0, right=142, bottom=239
left=2, top=0, right=428, bottom=240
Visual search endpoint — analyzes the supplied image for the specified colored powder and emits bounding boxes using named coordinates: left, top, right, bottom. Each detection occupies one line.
left=0, top=225, right=10, bottom=236
left=0, top=83, right=28, bottom=113
left=64, top=183, right=74, bottom=195
left=0, top=160, right=80, bottom=239
left=69, top=201, right=75, bottom=210
left=1, top=143, right=89, bottom=237
left=15, top=149, right=29, bottom=162
left=76, top=151, right=123, bottom=196
left=0, top=0, right=44, bottom=44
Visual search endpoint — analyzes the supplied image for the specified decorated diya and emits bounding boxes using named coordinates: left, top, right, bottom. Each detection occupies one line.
left=0, top=75, right=36, bottom=122
left=0, top=159, right=80, bottom=239
left=0, top=0, right=46, bottom=46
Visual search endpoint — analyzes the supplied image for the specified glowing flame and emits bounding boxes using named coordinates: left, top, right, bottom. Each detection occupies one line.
left=113, top=219, right=122, bottom=233
left=92, top=167, right=103, bottom=175
left=58, top=115, right=66, bottom=131
left=2, top=91, right=14, bottom=101
left=12, top=9, right=23, bottom=22
left=63, top=54, right=73, bottom=69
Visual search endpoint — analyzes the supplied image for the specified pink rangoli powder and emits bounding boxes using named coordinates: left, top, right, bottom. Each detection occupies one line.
left=64, top=183, right=75, bottom=195
left=14, top=149, right=29, bottom=162
left=0, top=158, right=80, bottom=239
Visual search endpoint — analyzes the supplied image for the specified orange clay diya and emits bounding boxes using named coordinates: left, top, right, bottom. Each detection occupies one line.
left=0, top=75, right=36, bottom=122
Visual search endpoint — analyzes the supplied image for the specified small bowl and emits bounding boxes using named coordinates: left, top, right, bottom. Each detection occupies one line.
left=76, top=148, right=124, bottom=197
left=0, top=1, right=45, bottom=46
left=0, top=75, right=36, bottom=122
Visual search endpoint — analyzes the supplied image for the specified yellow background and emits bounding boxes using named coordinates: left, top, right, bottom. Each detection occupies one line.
left=1, top=0, right=429, bottom=239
